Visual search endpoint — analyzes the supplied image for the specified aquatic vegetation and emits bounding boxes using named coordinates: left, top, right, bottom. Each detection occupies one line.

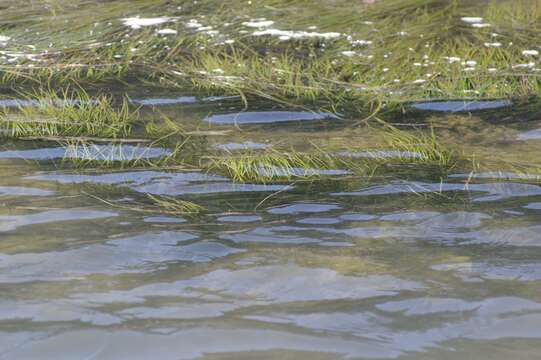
left=0, top=90, right=135, bottom=139
left=380, top=124, right=457, bottom=169
left=1, top=0, right=541, bottom=115
left=145, top=116, right=185, bottom=139
left=147, top=194, right=206, bottom=216
left=84, top=189, right=206, bottom=218
left=208, top=149, right=368, bottom=183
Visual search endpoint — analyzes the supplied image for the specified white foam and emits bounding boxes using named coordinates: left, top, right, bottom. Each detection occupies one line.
left=157, top=28, right=177, bottom=35
left=122, top=17, right=174, bottom=29
left=461, top=17, right=483, bottom=24
left=522, top=50, right=539, bottom=56
left=252, top=29, right=341, bottom=40
left=185, top=19, right=204, bottom=28
left=351, top=40, right=372, bottom=46
left=444, top=56, right=461, bottom=63
left=512, top=62, right=536, bottom=69
left=471, top=23, right=491, bottom=28
left=341, top=51, right=356, bottom=57
left=242, top=20, right=275, bottom=28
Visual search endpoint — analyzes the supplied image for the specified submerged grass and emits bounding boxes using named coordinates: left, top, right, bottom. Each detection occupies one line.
left=147, top=194, right=206, bottom=216
left=380, top=123, right=457, bottom=168
left=84, top=189, right=206, bottom=218
left=207, top=125, right=459, bottom=183
left=0, top=90, right=135, bottom=139
left=1, top=0, right=541, bottom=114
left=0, top=0, right=537, bottom=190
left=207, top=149, right=365, bottom=183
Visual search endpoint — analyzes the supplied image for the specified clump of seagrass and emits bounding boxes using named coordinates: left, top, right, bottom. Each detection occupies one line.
left=0, top=90, right=136, bottom=140
left=208, top=148, right=369, bottom=183
left=379, top=123, right=457, bottom=169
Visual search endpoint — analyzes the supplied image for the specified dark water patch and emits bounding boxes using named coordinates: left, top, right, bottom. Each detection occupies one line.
left=411, top=100, right=512, bottom=112
left=205, top=111, right=338, bottom=125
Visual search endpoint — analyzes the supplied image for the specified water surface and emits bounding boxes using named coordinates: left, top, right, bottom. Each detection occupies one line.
left=2, top=97, right=541, bottom=360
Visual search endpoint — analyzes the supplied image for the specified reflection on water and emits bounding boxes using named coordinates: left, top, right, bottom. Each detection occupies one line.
left=28, top=170, right=290, bottom=195
left=0, top=144, right=170, bottom=161
left=517, top=128, right=541, bottom=140
left=205, top=111, right=338, bottom=124
left=3, top=106, right=541, bottom=360
left=411, top=100, right=512, bottom=112
left=333, top=180, right=541, bottom=202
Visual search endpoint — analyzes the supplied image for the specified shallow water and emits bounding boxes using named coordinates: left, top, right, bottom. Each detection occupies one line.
left=3, top=97, right=541, bottom=360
